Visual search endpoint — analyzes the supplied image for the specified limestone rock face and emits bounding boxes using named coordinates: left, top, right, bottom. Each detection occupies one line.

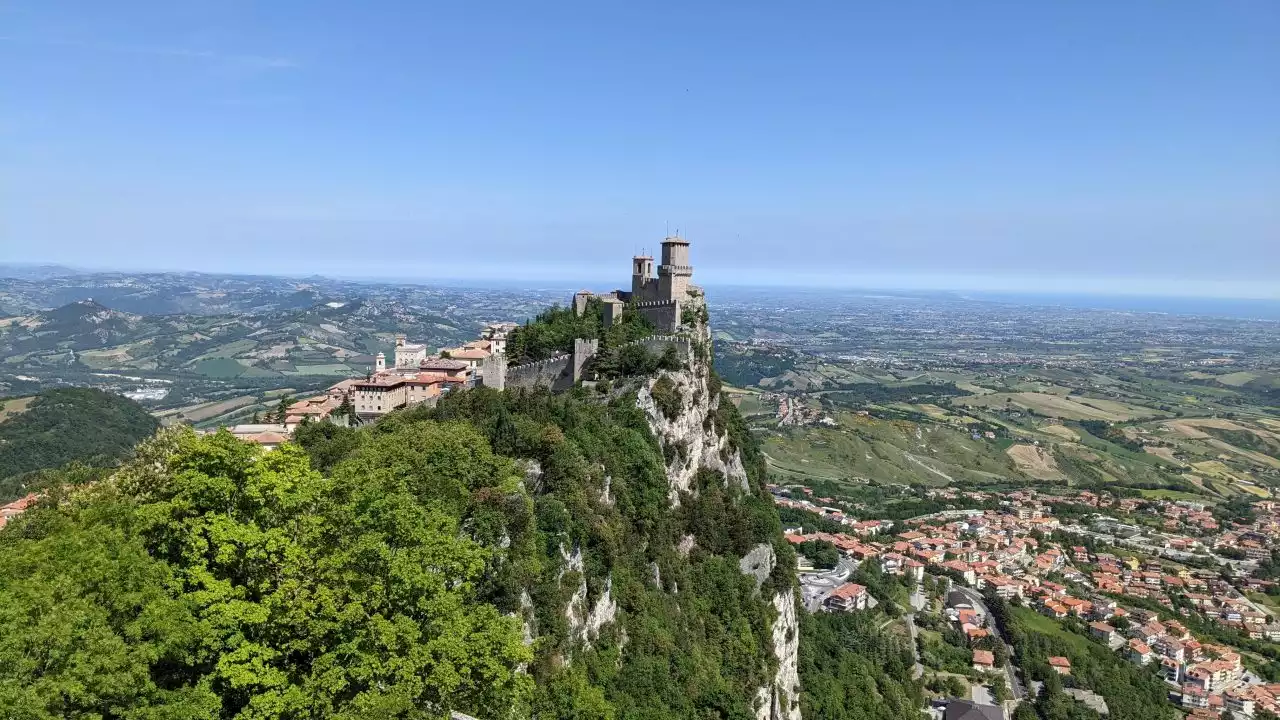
left=633, top=314, right=801, bottom=720
left=739, top=542, right=776, bottom=589
left=760, top=591, right=802, bottom=720
left=562, top=545, right=618, bottom=650
left=636, top=362, right=748, bottom=505
left=736, top=543, right=801, bottom=720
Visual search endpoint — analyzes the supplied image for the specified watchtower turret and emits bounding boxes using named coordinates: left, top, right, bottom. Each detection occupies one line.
left=631, top=254, right=655, bottom=298
left=658, top=235, right=693, bottom=301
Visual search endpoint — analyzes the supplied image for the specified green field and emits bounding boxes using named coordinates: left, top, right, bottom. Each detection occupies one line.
left=0, top=396, right=35, bottom=423
left=1011, top=607, right=1093, bottom=654
left=762, top=413, right=1017, bottom=486
left=1216, top=371, right=1260, bottom=387
left=193, top=357, right=246, bottom=378
left=190, top=339, right=259, bottom=362
left=958, top=391, right=1159, bottom=422
left=284, top=363, right=361, bottom=376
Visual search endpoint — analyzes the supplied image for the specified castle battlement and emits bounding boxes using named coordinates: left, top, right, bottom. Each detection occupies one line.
left=634, top=299, right=678, bottom=308
left=508, top=353, right=571, bottom=371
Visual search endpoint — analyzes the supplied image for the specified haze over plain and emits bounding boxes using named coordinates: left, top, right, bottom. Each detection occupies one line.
left=2, top=1, right=1277, bottom=296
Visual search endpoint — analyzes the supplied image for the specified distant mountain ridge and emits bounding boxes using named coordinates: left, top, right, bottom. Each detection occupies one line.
left=0, top=298, right=475, bottom=383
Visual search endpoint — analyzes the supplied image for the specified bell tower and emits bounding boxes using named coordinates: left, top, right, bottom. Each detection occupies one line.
left=631, top=254, right=655, bottom=299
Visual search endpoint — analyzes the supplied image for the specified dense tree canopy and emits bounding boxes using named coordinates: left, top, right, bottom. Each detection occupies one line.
left=0, top=427, right=531, bottom=719
left=2, top=374, right=797, bottom=719
left=988, top=595, right=1178, bottom=720
left=799, top=611, right=923, bottom=720
left=504, top=300, right=654, bottom=368
left=0, top=388, right=160, bottom=502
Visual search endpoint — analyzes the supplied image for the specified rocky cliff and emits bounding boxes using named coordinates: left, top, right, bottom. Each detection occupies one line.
left=633, top=302, right=802, bottom=720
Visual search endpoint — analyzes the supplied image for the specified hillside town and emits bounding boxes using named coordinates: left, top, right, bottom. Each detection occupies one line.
left=218, top=321, right=517, bottom=447
left=775, top=483, right=1280, bottom=719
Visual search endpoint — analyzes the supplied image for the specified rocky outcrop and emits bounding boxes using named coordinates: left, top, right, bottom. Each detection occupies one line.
left=636, top=361, right=748, bottom=505
left=584, top=575, right=618, bottom=642
left=633, top=308, right=801, bottom=719
left=739, top=542, right=776, bottom=588
left=759, top=591, right=802, bottom=720
left=562, top=545, right=617, bottom=649
left=736, top=543, right=800, bottom=720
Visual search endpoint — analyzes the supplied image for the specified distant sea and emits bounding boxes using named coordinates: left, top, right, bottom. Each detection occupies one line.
left=959, top=292, right=1280, bottom=321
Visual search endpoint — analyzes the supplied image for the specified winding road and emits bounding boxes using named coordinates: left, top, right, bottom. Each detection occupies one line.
left=952, top=586, right=1026, bottom=700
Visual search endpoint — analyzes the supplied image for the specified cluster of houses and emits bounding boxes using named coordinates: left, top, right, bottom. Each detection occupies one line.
left=783, top=528, right=923, bottom=614
left=225, top=322, right=517, bottom=448
left=775, top=483, right=1280, bottom=718
left=941, top=591, right=1005, bottom=673
left=0, top=493, right=36, bottom=531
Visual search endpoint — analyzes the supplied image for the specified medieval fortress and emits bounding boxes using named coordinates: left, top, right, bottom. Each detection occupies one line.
left=573, top=234, right=699, bottom=333
left=255, top=236, right=700, bottom=429
left=491, top=234, right=701, bottom=391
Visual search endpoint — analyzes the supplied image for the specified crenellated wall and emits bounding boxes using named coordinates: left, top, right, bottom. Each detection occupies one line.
left=631, top=334, right=692, bottom=360
left=498, top=338, right=598, bottom=392
left=504, top=354, right=573, bottom=391
left=634, top=299, right=681, bottom=333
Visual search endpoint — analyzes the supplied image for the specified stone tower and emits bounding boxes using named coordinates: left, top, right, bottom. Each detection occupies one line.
left=631, top=254, right=655, bottom=299
left=658, top=235, right=693, bottom=301
left=375, top=352, right=386, bottom=373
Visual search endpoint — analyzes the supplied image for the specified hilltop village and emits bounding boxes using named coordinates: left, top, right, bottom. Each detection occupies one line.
left=221, top=235, right=702, bottom=447
left=776, top=482, right=1280, bottom=719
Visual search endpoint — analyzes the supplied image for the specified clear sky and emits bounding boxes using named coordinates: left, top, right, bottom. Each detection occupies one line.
left=3, top=1, right=1278, bottom=297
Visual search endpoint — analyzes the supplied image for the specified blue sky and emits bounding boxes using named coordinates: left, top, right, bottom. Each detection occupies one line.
left=3, top=1, right=1278, bottom=297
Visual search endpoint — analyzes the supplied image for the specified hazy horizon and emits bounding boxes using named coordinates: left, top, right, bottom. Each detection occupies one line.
left=6, top=258, right=1280, bottom=310
left=3, top=2, right=1277, bottom=296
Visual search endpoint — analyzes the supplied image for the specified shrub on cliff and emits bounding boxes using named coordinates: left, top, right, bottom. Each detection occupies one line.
left=651, top=376, right=683, bottom=420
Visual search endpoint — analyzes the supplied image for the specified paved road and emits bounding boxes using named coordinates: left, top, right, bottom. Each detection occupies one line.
left=904, top=609, right=925, bottom=680
left=953, top=587, right=1026, bottom=700
left=798, top=556, right=857, bottom=612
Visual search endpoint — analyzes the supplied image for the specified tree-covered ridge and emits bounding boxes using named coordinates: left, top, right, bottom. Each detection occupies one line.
left=799, top=611, right=923, bottom=720
left=1, top=374, right=794, bottom=719
left=504, top=299, right=654, bottom=365
left=0, top=388, right=160, bottom=502
left=987, top=594, right=1178, bottom=720
left=313, top=383, right=795, bottom=718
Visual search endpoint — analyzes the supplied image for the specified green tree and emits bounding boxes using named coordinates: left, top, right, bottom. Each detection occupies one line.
left=272, top=395, right=292, bottom=424
left=798, top=539, right=840, bottom=569
left=0, top=428, right=532, bottom=719
left=991, top=675, right=1011, bottom=703
left=0, top=388, right=160, bottom=502
left=1012, top=702, right=1039, bottom=720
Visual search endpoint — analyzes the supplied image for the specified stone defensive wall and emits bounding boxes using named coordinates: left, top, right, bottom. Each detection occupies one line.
left=634, top=299, right=680, bottom=333
left=627, top=334, right=692, bottom=361
left=504, top=353, right=574, bottom=392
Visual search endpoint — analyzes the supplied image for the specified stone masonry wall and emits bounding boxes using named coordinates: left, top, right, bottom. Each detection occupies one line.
left=634, top=334, right=691, bottom=361
left=505, top=354, right=573, bottom=391
left=635, top=299, right=680, bottom=333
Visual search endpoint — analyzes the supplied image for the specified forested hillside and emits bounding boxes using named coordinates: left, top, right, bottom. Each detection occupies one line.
left=0, top=388, right=159, bottom=502
left=0, top=297, right=810, bottom=719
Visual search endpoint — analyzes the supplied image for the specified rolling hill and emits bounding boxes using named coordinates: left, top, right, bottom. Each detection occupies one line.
left=0, top=388, right=161, bottom=502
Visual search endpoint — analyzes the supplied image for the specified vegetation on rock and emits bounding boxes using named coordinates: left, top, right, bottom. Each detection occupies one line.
left=1, top=376, right=795, bottom=718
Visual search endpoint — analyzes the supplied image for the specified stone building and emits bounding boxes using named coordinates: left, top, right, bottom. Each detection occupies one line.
left=572, top=234, right=701, bottom=333
left=628, top=234, right=695, bottom=304
left=393, top=334, right=428, bottom=368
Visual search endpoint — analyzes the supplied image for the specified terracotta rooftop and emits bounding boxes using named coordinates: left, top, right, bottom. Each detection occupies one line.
left=829, top=582, right=867, bottom=599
